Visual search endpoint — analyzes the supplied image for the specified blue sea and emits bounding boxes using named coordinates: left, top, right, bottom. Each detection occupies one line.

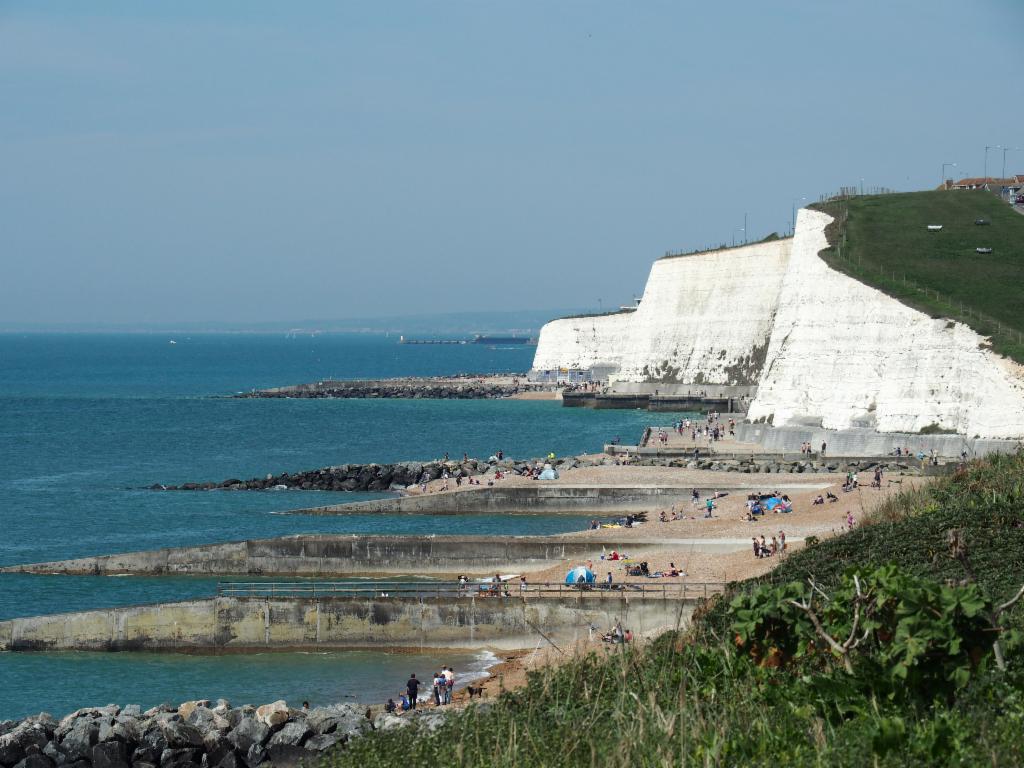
left=0, top=333, right=681, bottom=719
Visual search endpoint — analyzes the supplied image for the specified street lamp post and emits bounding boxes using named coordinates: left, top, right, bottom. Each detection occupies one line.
left=985, top=145, right=999, bottom=182
left=733, top=228, right=744, bottom=247
left=941, top=162, right=957, bottom=188
left=1001, top=147, right=1020, bottom=180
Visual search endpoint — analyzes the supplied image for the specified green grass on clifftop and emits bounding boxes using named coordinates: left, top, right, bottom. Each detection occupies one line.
left=320, top=454, right=1024, bottom=768
left=814, top=190, right=1024, bottom=362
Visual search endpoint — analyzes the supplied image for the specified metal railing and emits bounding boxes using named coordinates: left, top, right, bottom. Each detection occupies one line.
left=215, top=580, right=726, bottom=601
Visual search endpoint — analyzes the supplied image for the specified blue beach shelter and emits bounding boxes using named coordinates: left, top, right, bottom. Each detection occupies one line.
left=763, top=497, right=782, bottom=511
left=565, top=566, right=596, bottom=585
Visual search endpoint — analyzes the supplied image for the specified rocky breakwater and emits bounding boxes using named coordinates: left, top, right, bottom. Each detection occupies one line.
left=0, top=699, right=453, bottom=768
left=152, top=454, right=609, bottom=493
left=235, top=375, right=546, bottom=400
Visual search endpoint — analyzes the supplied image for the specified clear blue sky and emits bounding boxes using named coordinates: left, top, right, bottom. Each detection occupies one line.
left=2, top=0, right=1022, bottom=325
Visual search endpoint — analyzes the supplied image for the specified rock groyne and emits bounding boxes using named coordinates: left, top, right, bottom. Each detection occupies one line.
left=235, top=375, right=548, bottom=400
left=0, top=699, right=448, bottom=768
left=152, top=458, right=512, bottom=492
left=151, top=451, right=929, bottom=494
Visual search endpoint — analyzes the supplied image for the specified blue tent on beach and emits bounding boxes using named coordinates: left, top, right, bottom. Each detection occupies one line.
left=565, top=566, right=596, bottom=585
left=763, top=497, right=782, bottom=511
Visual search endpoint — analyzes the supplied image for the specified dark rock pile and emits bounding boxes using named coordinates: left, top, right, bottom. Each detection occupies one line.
left=234, top=378, right=544, bottom=400
left=151, top=452, right=924, bottom=494
left=151, top=454, right=608, bottom=493
left=0, top=699, right=450, bottom=768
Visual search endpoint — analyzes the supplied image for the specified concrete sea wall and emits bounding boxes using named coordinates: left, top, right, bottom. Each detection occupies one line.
left=732, top=423, right=1020, bottom=458
left=294, top=485, right=698, bottom=515
left=0, top=596, right=693, bottom=652
left=0, top=535, right=671, bottom=577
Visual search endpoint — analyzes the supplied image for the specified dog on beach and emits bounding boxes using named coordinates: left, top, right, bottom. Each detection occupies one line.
left=466, top=685, right=486, bottom=699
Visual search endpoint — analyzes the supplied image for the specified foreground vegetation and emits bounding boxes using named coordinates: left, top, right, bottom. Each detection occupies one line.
left=814, top=190, right=1024, bottom=362
left=322, top=453, right=1024, bottom=767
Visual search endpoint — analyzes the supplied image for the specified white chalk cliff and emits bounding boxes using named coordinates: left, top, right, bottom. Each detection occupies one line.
left=531, top=238, right=792, bottom=385
left=532, top=209, right=1024, bottom=438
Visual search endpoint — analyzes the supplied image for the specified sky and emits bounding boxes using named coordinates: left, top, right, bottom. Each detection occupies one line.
left=1, top=0, right=1022, bottom=327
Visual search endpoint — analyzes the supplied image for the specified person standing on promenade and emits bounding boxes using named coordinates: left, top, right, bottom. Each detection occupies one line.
left=406, top=674, right=420, bottom=709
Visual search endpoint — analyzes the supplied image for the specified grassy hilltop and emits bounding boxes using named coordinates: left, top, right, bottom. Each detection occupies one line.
left=322, top=454, right=1024, bottom=767
left=814, top=191, right=1024, bottom=362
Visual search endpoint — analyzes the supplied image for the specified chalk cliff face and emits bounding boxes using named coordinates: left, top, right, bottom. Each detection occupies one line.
left=531, top=239, right=792, bottom=385
left=747, top=209, right=1024, bottom=438
left=532, top=208, right=1024, bottom=438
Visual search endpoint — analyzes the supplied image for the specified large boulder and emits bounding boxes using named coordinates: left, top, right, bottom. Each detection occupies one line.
left=253, top=703, right=289, bottom=730
left=371, top=713, right=408, bottom=732
left=305, top=704, right=368, bottom=740
left=12, top=755, right=54, bottom=768
left=212, top=754, right=240, bottom=768
left=42, top=741, right=69, bottom=766
left=90, top=741, right=129, bottom=768
left=57, top=719, right=99, bottom=763
left=200, top=732, right=233, bottom=767
left=226, top=718, right=269, bottom=754
left=131, top=745, right=161, bottom=765
left=0, top=722, right=51, bottom=766
left=175, top=703, right=209, bottom=723
left=158, top=748, right=200, bottom=768
left=161, top=722, right=203, bottom=750
left=187, top=709, right=229, bottom=734
left=98, top=718, right=137, bottom=744
left=240, top=743, right=266, bottom=768
left=265, top=723, right=310, bottom=750
left=138, top=723, right=169, bottom=756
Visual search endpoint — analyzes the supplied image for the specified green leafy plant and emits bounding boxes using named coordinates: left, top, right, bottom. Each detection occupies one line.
left=730, top=565, right=1023, bottom=703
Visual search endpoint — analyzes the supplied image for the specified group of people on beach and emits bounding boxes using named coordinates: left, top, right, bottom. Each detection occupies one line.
left=742, top=491, right=792, bottom=520
left=387, top=666, right=457, bottom=713
left=799, top=441, right=827, bottom=456
left=671, top=412, right=735, bottom=443
left=751, top=531, right=785, bottom=558
left=601, top=621, right=633, bottom=644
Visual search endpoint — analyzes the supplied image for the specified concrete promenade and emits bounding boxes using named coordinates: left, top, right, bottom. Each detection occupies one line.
left=0, top=534, right=727, bottom=577
left=0, top=591, right=705, bottom=653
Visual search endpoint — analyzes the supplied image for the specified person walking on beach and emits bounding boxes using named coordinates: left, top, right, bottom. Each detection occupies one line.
left=406, top=674, right=420, bottom=709
left=432, top=672, right=443, bottom=706
left=443, top=666, right=454, bottom=704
